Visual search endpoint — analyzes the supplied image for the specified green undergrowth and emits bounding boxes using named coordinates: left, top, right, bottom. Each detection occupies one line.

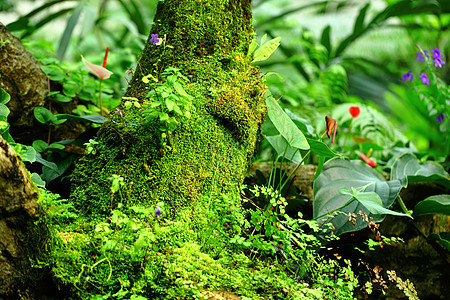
left=36, top=188, right=358, bottom=299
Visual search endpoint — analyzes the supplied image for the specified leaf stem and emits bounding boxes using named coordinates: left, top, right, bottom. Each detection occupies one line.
left=99, top=79, right=103, bottom=116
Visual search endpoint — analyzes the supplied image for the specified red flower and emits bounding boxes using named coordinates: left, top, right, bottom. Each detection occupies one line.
left=349, top=106, right=360, bottom=118
left=359, top=153, right=376, bottom=167
left=102, top=46, right=109, bottom=68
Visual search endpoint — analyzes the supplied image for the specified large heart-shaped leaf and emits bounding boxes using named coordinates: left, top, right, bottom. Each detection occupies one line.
left=313, top=158, right=405, bottom=236
left=413, top=195, right=450, bottom=217
left=391, top=153, right=449, bottom=188
left=265, top=95, right=309, bottom=150
left=261, top=118, right=302, bottom=164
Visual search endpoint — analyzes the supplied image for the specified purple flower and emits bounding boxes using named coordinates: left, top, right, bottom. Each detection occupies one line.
left=436, top=113, right=446, bottom=123
left=419, top=73, right=430, bottom=86
left=416, top=50, right=429, bottom=62
left=401, top=71, right=414, bottom=82
left=155, top=206, right=161, bottom=217
left=434, top=58, right=445, bottom=68
left=150, top=34, right=160, bottom=45
left=430, top=48, right=445, bottom=68
left=431, top=48, right=442, bottom=59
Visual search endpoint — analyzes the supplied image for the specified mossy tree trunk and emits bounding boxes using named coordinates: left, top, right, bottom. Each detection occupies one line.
left=71, top=0, right=266, bottom=214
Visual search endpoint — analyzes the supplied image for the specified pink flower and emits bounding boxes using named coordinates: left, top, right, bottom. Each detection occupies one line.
left=81, top=47, right=113, bottom=80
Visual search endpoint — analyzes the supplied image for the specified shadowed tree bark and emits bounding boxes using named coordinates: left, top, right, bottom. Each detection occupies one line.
left=0, top=135, right=51, bottom=298
left=70, top=0, right=266, bottom=215
left=0, top=22, right=85, bottom=145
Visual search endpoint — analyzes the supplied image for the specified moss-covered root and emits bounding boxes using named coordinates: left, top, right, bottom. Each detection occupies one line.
left=70, top=0, right=266, bottom=215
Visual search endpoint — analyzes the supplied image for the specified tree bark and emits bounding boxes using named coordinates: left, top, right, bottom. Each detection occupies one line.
left=70, top=0, right=266, bottom=214
left=0, top=23, right=85, bottom=145
left=0, top=135, right=49, bottom=299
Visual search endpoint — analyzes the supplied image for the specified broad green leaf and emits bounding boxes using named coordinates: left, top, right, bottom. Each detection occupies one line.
left=266, top=96, right=309, bottom=150
left=413, top=195, right=450, bottom=217
left=41, top=154, right=73, bottom=183
left=34, top=107, right=54, bottom=124
left=35, top=152, right=59, bottom=172
left=428, top=233, right=450, bottom=252
left=261, top=118, right=302, bottom=164
left=253, top=36, right=281, bottom=63
left=349, top=190, right=412, bottom=218
left=313, top=158, right=405, bottom=236
left=0, top=88, right=11, bottom=104
left=391, top=153, right=450, bottom=188
left=306, top=138, right=338, bottom=157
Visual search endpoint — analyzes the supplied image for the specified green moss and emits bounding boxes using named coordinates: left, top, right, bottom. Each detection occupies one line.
left=70, top=0, right=265, bottom=216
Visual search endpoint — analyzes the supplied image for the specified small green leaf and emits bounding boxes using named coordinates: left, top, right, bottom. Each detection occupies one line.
left=30, top=173, right=46, bottom=187
left=261, top=118, right=302, bottom=164
left=0, top=88, right=11, bottom=104
left=413, top=194, right=450, bottom=217
left=40, top=65, right=66, bottom=81
left=165, top=99, right=175, bottom=111
left=253, top=36, right=281, bottom=63
left=32, top=140, right=48, bottom=152
left=0, top=103, right=10, bottom=118
left=34, top=107, right=54, bottom=124
left=159, top=112, right=169, bottom=122
left=124, top=101, right=132, bottom=109
left=18, top=145, right=37, bottom=162
left=55, top=94, right=72, bottom=103
left=62, top=81, right=80, bottom=98
left=247, top=38, right=258, bottom=56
